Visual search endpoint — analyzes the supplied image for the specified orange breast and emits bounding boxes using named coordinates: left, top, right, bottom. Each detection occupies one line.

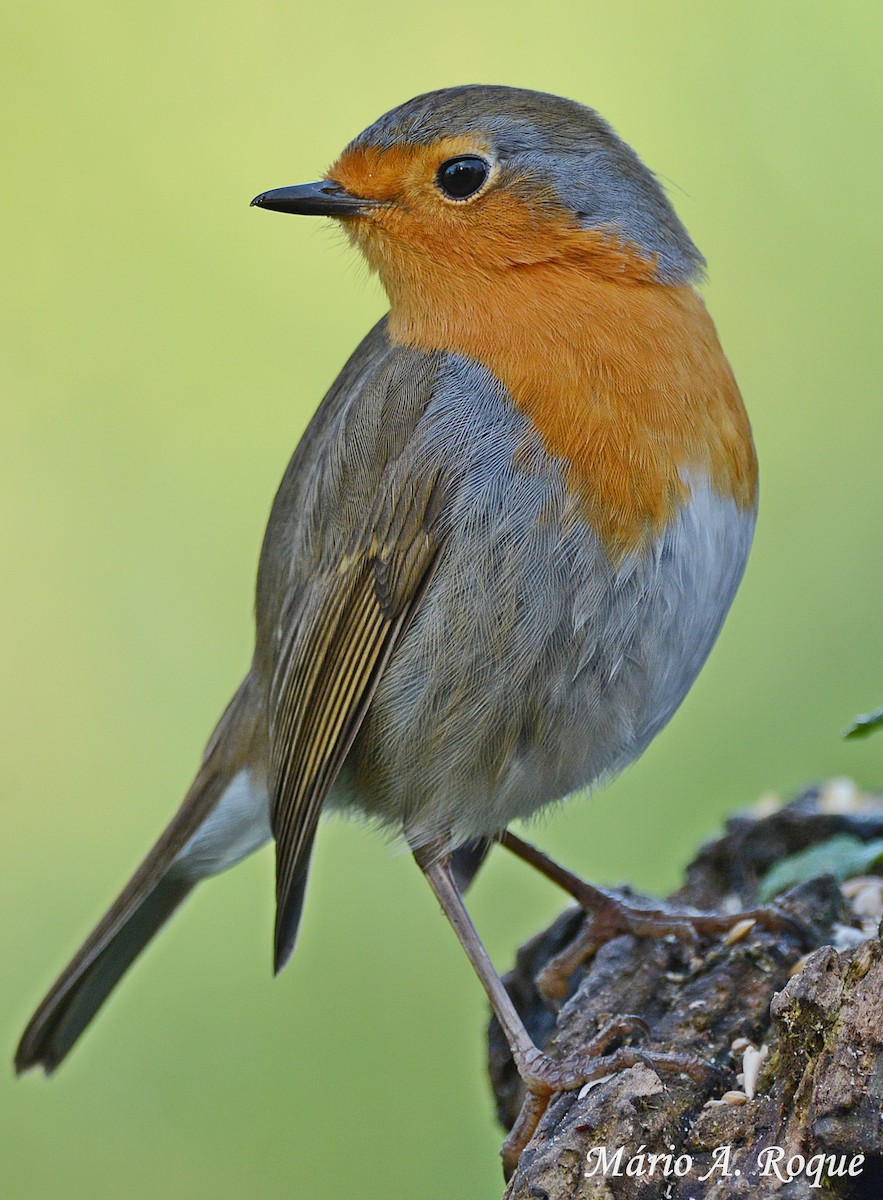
left=331, top=148, right=756, bottom=556
left=402, top=263, right=755, bottom=556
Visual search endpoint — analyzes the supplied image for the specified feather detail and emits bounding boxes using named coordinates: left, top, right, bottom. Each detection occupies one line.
left=268, top=511, right=442, bottom=972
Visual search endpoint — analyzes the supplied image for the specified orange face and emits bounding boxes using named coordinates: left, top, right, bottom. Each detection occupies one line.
left=328, top=138, right=658, bottom=286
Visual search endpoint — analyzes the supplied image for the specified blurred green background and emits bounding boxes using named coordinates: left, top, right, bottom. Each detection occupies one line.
left=3, top=3, right=882, bottom=1197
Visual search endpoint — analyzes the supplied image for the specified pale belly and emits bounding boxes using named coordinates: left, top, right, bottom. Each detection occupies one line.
left=332, top=470, right=754, bottom=850
left=247, top=340, right=755, bottom=856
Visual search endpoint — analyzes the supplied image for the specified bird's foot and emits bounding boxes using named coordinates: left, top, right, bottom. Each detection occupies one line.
left=499, top=830, right=802, bottom=1004
left=537, top=888, right=800, bottom=1004
left=501, top=1014, right=710, bottom=1179
left=413, top=836, right=741, bottom=1181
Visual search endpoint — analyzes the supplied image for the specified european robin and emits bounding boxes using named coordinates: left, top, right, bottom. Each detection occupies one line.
left=16, top=85, right=762, bottom=1168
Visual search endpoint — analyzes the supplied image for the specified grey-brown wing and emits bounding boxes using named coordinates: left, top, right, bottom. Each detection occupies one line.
left=258, top=330, right=450, bottom=969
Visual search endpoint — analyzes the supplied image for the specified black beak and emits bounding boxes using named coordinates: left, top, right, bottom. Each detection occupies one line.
left=250, top=180, right=374, bottom=217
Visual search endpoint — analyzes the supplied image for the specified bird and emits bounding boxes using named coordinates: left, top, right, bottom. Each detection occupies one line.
left=16, top=84, right=761, bottom=1169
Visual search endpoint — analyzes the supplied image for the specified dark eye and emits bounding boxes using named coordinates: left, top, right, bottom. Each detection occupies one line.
left=436, top=156, right=490, bottom=201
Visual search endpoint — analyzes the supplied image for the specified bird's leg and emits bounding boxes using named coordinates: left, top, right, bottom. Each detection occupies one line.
left=412, top=842, right=707, bottom=1177
left=498, top=830, right=801, bottom=1003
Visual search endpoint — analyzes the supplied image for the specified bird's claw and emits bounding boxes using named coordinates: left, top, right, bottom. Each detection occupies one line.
left=502, top=1029, right=711, bottom=1179
left=537, top=891, right=807, bottom=1005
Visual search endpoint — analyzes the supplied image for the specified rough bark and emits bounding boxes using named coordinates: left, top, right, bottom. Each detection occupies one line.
left=489, top=784, right=883, bottom=1199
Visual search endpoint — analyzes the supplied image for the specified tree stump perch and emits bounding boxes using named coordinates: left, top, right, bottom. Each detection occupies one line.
left=488, top=785, right=883, bottom=1198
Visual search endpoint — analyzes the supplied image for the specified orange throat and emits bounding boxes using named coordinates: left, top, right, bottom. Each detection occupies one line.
left=327, top=139, right=755, bottom=557
left=376, top=241, right=757, bottom=557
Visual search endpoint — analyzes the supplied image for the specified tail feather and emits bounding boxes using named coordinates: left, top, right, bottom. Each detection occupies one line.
left=273, top=830, right=316, bottom=975
left=16, top=676, right=261, bottom=1075
left=450, top=838, right=492, bottom=894
left=16, top=877, right=193, bottom=1074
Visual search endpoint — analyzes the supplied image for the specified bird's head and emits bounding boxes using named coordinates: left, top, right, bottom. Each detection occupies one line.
left=252, top=87, right=754, bottom=553
left=252, top=85, right=705, bottom=313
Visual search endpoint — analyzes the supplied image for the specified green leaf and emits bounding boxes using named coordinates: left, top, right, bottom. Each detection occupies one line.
left=844, top=707, right=883, bottom=740
left=758, top=834, right=883, bottom=902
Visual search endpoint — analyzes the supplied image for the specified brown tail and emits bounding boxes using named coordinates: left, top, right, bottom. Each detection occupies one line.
left=16, top=678, right=262, bottom=1075
left=15, top=755, right=233, bottom=1075
left=15, top=875, right=195, bottom=1074
left=14, top=759, right=228, bottom=1076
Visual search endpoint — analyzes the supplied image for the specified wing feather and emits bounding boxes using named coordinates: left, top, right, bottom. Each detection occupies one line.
left=270, top=542, right=440, bottom=971
left=258, top=334, right=448, bottom=970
